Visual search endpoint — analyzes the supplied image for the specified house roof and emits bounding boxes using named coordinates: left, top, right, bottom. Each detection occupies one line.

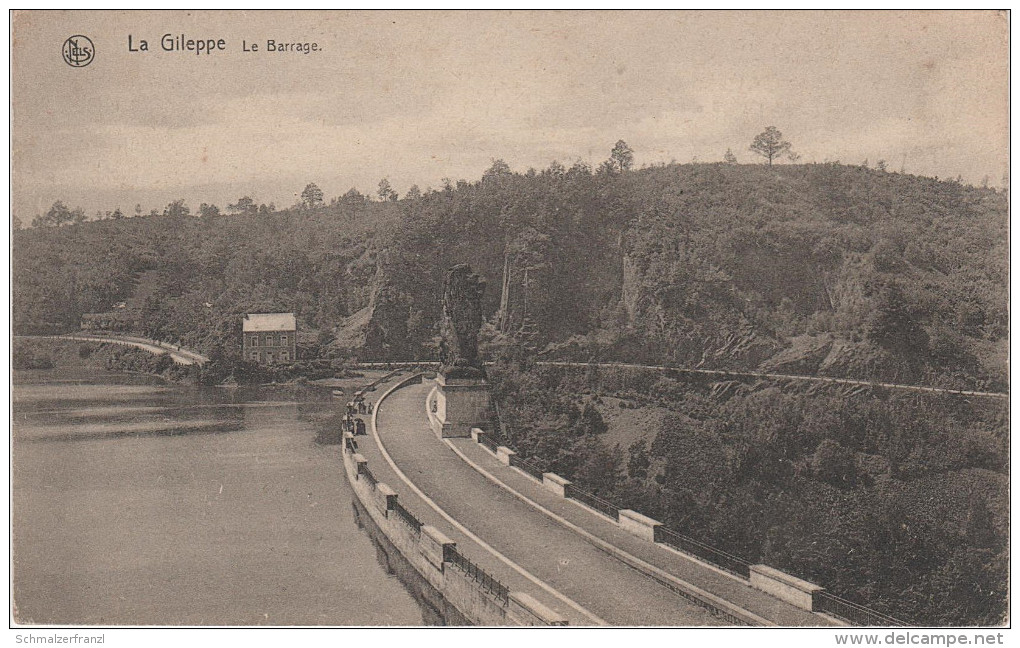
left=243, top=312, right=297, bottom=332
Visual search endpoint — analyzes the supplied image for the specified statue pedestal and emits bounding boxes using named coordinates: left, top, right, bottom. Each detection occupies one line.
left=427, top=372, right=490, bottom=439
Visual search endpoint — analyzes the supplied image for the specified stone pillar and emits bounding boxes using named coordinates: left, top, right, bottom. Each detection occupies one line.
left=542, top=473, right=572, bottom=497
left=419, top=525, right=457, bottom=572
left=619, top=509, right=662, bottom=542
left=749, top=565, right=824, bottom=611
left=430, top=371, right=490, bottom=439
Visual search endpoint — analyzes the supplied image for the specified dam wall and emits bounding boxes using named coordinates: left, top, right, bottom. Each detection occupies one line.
left=341, top=373, right=566, bottom=626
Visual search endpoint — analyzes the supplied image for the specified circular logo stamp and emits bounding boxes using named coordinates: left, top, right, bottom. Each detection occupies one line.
left=62, top=35, right=94, bottom=68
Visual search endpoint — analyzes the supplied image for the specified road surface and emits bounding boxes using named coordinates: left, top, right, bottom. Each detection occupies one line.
left=372, top=379, right=836, bottom=626
left=20, top=334, right=209, bottom=366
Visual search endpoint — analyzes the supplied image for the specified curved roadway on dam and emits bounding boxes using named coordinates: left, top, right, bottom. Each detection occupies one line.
left=373, top=380, right=716, bottom=625
left=371, top=379, right=835, bottom=626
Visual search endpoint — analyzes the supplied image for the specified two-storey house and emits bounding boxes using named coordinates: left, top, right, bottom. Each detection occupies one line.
left=242, top=313, right=297, bottom=364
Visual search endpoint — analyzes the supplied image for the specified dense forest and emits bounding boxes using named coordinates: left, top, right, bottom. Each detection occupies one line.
left=488, top=359, right=1008, bottom=626
left=12, top=153, right=1008, bottom=624
left=13, top=158, right=1008, bottom=392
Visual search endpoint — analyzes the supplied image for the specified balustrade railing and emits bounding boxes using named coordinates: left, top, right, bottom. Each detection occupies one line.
left=478, top=433, right=499, bottom=454
left=815, top=591, right=907, bottom=627
left=446, top=548, right=510, bottom=605
left=471, top=399, right=914, bottom=625
left=564, top=484, right=620, bottom=521
left=508, top=454, right=545, bottom=481
left=392, top=500, right=423, bottom=535
left=654, top=526, right=751, bottom=578
left=358, top=463, right=378, bottom=489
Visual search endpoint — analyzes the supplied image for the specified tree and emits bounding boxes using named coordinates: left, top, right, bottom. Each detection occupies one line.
left=876, top=159, right=888, bottom=172
left=109, top=207, right=124, bottom=220
left=610, top=140, right=634, bottom=172
left=134, top=203, right=143, bottom=217
left=812, top=438, right=858, bottom=487
left=568, top=160, right=592, bottom=176
left=43, top=201, right=72, bottom=227
left=867, top=279, right=928, bottom=356
left=163, top=199, right=190, bottom=218
left=377, top=178, right=397, bottom=202
left=627, top=439, right=652, bottom=480
left=300, top=183, right=324, bottom=210
left=545, top=160, right=566, bottom=177
left=229, top=196, right=258, bottom=216
left=199, top=203, right=221, bottom=218
left=340, top=188, right=366, bottom=209
left=483, top=159, right=512, bottom=181
left=749, top=126, right=793, bottom=167
left=723, top=148, right=738, bottom=164
left=404, top=184, right=422, bottom=201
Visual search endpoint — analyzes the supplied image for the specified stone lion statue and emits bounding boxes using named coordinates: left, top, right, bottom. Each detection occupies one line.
left=439, top=264, right=486, bottom=378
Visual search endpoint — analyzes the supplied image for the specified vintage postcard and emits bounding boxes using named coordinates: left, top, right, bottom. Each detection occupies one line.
left=8, top=9, right=1010, bottom=642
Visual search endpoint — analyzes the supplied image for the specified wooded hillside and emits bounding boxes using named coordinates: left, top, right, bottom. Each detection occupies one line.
left=14, top=161, right=1006, bottom=391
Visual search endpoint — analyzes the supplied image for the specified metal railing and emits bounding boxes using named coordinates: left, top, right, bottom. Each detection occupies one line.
left=491, top=402, right=510, bottom=439
left=564, top=484, right=620, bottom=521
left=483, top=404, right=909, bottom=625
left=508, top=454, right=545, bottom=481
left=655, top=526, right=751, bottom=579
left=358, top=463, right=378, bottom=489
left=478, top=433, right=499, bottom=454
left=446, top=548, right=510, bottom=605
left=815, top=591, right=908, bottom=627
left=392, top=500, right=423, bottom=536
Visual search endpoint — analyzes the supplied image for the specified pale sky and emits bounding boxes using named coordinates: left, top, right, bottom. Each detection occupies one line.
left=11, top=10, right=1009, bottom=221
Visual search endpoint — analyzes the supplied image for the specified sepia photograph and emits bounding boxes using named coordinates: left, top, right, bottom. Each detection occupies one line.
left=8, top=8, right=1010, bottom=639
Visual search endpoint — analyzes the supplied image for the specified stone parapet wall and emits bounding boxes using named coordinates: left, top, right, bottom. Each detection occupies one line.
left=342, top=373, right=566, bottom=626
left=467, top=434, right=841, bottom=625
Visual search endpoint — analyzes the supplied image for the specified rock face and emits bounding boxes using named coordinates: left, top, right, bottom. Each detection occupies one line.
left=439, top=264, right=486, bottom=378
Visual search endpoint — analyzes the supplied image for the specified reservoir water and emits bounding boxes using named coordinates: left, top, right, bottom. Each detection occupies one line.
left=11, top=368, right=428, bottom=625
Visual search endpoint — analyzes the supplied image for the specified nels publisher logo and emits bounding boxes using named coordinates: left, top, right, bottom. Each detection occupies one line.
left=62, top=35, right=94, bottom=67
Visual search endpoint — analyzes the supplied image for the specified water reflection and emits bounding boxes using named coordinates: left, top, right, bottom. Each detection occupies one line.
left=11, top=370, right=425, bottom=626
left=350, top=498, right=469, bottom=626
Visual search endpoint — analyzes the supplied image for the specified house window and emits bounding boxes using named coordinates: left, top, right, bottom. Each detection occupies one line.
left=249, top=351, right=258, bottom=361
left=266, top=352, right=274, bottom=363
left=280, top=334, right=287, bottom=346
left=280, top=351, right=289, bottom=362
left=251, top=336, right=259, bottom=347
